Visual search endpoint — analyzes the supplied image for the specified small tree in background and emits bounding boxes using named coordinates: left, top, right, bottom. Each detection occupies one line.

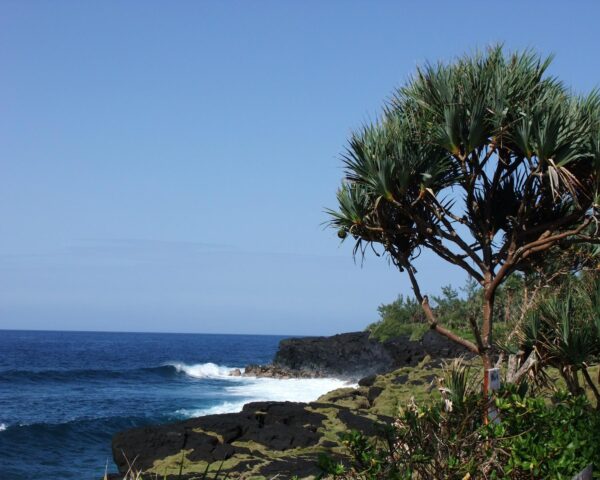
left=511, top=273, right=600, bottom=407
left=328, top=46, right=600, bottom=397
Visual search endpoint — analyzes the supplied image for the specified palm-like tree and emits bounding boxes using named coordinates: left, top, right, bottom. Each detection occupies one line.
left=515, top=276, right=600, bottom=406
left=328, top=46, right=600, bottom=397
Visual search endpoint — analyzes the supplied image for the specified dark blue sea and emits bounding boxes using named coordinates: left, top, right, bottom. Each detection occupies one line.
left=0, top=330, right=347, bottom=480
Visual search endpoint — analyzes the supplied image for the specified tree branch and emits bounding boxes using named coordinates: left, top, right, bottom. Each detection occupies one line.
left=510, top=351, right=538, bottom=384
left=424, top=239, right=485, bottom=283
left=427, top=194, right=487, bottom=271
left=516, top=219, right=592, bottom=259
left=387, top=197, right=486, bottom=282
left=469, top=314, right=486, bottom=353
left=405, top=263, right=424, bottom=304
left=422, top=296, right=479, bottom=354
left=582, top=367, right=600, bottom=409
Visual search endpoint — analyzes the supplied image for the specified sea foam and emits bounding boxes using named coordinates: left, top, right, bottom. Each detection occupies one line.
left=173, top=363, right=353, bottom=418
left=0, top=423, right=7, bottom=432
left=169, top=362, right=243, bottom=379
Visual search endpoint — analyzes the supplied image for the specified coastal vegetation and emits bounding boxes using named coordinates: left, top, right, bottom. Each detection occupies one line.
left=368, top=277, right=512, bottom=342
left=326, top=46, right=600, bottom=479
left=318, top=271, right=600, bottom=478
left=327, top=45, right=600, bottom=398
left=321, top=362, right=600, bottom=479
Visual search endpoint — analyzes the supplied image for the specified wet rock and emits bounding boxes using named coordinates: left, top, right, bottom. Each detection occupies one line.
left=111, top=330, right=473, bottom=478
left=358, top=374, right=377, bottom=387
left=367, top=386, right=384, bottom=404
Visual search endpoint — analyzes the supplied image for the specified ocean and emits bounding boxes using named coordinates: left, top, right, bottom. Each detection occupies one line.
left=0, top=330, right=348, bottom=480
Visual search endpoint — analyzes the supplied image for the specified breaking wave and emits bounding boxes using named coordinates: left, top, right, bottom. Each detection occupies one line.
left=0, top=362, right=241, bottom=383
left=167, top=362, right=242, bottom=379
left=176, top=375, right=353, bottom=417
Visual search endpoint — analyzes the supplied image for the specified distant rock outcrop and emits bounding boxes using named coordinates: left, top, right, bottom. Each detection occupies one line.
left=242, top=364, right=325, bottom=379
left=271, top=330, right=470, bottom=379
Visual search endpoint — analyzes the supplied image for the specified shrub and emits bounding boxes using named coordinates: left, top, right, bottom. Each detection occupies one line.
left=321, top=387, right=600, bottom=479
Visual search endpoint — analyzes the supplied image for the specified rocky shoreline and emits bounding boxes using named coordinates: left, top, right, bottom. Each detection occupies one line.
left=112, top=399, right=390, bottom=479
left=239, top=364, right=327, bottom=379
left=236, top=330, right=470, bottom=381
left=110, top=330, right=470, bottom=479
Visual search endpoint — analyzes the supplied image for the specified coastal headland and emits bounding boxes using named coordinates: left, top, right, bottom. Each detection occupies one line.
left=111, top=331, right=470, bottom=479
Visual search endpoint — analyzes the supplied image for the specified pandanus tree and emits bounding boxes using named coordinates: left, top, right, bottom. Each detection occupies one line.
left=515, top=275, right=600, bottom=406
left=328, top=47, right=600, bottom=396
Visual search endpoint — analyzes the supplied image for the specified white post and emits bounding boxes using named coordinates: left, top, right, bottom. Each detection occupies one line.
left=572, top=465, right=593, bottom=480
left=487, top=367, right=501, bottom=424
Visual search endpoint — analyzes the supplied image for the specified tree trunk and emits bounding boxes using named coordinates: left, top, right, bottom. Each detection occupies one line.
left=560, top=367, right=584, bottom=396
left=481, top=281, right=495, bottom=403
left=582, top=367, right=600, bottom=409
left=482, top=293, right=494, bottom=349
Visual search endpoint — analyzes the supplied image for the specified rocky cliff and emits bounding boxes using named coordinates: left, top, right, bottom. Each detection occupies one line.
left=272, top=330, right=470, bottom=378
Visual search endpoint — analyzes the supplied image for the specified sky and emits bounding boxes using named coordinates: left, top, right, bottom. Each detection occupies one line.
left=1, top=1, right=599, bottom=335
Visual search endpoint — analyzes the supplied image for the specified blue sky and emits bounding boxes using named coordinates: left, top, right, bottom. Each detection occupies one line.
left=1, top=1, right=599, bottom=335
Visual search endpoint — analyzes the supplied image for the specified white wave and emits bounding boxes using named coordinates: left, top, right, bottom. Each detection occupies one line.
left=169, top=362, right=243, bottom=379
left=176, top=401, right=248, bottom=417
left=178, top=376, right=354, bottom=418
left=226, top=377, right=352, bottom=402
left=0, top=423, right=6, bottom=432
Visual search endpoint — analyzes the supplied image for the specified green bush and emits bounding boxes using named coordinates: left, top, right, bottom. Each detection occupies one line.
left=368, top=294, right=425, bottom=341
left=492, top=391, right=599, bottom=479
left=321, top=389, right=600, bottom=479
left=368, top=277, right=520, bottom=342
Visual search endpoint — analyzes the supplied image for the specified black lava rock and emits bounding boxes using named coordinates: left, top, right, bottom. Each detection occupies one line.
left=112, top=401, right=389, bottom=479
left=272, top=330, right=471, bottom=379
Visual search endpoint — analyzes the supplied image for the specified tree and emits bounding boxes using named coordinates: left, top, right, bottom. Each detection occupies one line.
left=513, top=273, right=600, bottom=407
left=327, top=46, right=600, bottom=397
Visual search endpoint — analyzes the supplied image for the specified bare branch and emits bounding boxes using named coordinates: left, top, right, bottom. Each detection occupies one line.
left=424, top=239, right=485, bottom=283
left=517, top=218, right=592, bottom=259
left=405, top=263, right=424, bottom=304
left=427, top=194, right=487, bottom=271
left=422, top=296, right=479, bottom=354
left=510, top=351, right=538, bottom=384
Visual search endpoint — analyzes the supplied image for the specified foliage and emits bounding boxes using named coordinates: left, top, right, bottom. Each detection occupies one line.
left=509, top=272, right=600, bottom=405
left=321, top=381, right=600, bottom=479
left=328, top=45, right=600, bottom=373
left=492, top=391, right=599, bottom=479
left=368, top=294, right=424, bottom=341
left=368, top=276, right=524, bottom=342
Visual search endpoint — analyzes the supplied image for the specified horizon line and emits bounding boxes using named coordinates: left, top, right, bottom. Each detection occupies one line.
left=0, top=327, right=310, bottom=337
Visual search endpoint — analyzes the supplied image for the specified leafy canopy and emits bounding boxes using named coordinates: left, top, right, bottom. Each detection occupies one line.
left=328, top=46, right=600, bottom=284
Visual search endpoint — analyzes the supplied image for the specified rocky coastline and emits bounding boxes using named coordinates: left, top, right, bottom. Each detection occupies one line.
left=236, top=330, right=470, bottom=380
left=110, top=330, right=470, bottom=479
